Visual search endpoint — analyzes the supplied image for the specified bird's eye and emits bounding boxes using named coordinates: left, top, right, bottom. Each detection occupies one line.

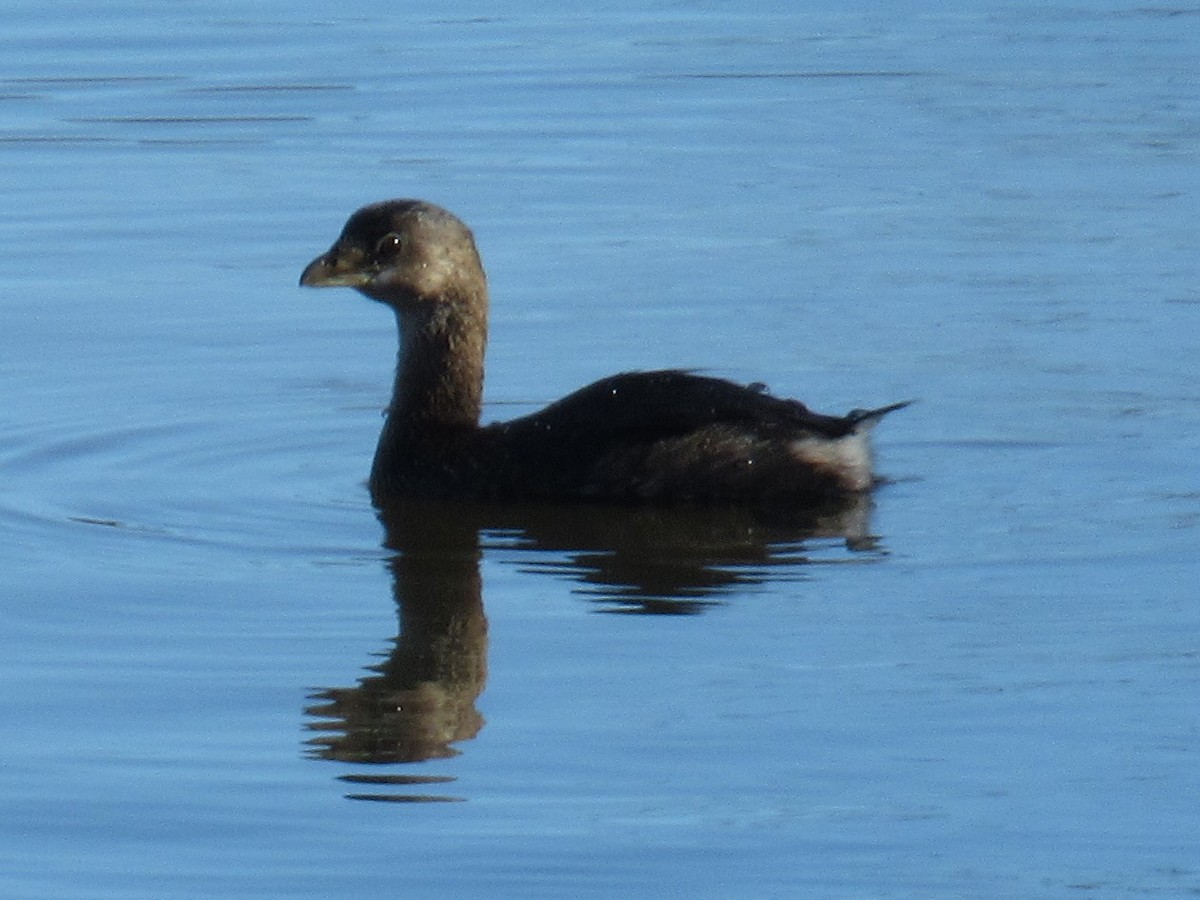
left=375, top=232, right=404, bottom=256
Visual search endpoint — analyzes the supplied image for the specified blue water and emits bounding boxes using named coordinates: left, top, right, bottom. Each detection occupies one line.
left=2, top=2, right=1198, bottom=897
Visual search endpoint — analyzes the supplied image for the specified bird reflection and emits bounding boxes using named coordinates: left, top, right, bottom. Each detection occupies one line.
left=305, top=507, right=486, bottom=802
left=305, top=496, right=883, bottom=800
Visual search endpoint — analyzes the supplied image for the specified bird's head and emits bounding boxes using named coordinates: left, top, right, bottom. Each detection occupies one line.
left=300, top=199, right=486, bottom=311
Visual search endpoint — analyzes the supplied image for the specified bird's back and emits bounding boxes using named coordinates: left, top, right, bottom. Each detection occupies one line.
left=456, top=370, right=905, bottom=504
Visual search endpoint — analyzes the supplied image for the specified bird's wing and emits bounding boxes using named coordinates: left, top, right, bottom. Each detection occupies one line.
left=502, top=369, right=861, bottom=445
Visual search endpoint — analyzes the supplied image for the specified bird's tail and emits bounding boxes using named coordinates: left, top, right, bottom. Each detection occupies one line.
left=847, top=400, right=913, bottom=430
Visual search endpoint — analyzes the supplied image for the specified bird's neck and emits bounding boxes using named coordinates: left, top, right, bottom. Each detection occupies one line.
left=386, top=295, right=487, bottom=434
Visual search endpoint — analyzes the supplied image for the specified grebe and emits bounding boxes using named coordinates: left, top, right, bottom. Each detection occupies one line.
left=300, top=199, right=907, bottom=504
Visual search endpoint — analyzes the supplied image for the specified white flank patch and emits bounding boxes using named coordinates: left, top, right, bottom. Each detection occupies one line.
left=789, top=432, right=873, bottom=490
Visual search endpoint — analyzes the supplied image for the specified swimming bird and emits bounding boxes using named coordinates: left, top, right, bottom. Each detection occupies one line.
left=300, top=199, right=907, bottom=505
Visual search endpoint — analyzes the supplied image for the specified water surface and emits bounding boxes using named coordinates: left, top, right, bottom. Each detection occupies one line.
left=2, top=2, right=1198, bottom=897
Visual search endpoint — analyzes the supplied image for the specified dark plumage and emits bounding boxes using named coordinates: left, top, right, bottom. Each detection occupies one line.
left=300, top=199, right=907, bottom=504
